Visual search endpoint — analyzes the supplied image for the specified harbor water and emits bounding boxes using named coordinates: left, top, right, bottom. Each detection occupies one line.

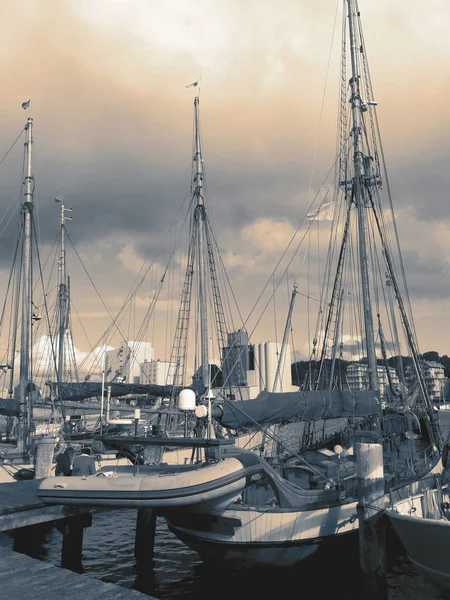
left=26, top=509, right=443, bottom=600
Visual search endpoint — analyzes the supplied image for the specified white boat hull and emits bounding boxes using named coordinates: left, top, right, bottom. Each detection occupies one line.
left=167, top=460, right=442, bottom=568
left=387, top=486, right=450, bottom=594
left=167, top=502, right=357, bottom=567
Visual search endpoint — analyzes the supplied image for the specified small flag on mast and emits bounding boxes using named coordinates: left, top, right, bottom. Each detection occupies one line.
left=186, top=78, right=201, bottom=88
left=306, top=201, right=336, bottom=221
left=22, top=99, right=31, bottom=110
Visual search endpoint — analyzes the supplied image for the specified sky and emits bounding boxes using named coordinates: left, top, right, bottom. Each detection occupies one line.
left=0, top=0, right=449, bottom=379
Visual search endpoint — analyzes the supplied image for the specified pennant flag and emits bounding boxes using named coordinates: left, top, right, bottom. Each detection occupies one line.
left=22, top=99, right=31, bottom=110
left=306, top=201, right=336, bottom=221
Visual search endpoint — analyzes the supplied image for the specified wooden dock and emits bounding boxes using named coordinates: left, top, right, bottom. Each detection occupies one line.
left=0, top=545, right=153, bottom=599
left=0, top=479, right=156, bottom=598
left=0, top=479, right=75, bottom=531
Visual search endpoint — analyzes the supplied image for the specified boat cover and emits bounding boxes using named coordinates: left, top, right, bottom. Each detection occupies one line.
left=212, top=389, right=379, bottom=429
left=0, top=398, right=20, bottom=417
left=46, top=380, right=205, bottom=401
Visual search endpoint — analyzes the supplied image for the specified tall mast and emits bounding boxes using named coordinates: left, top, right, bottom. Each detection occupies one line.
left=346, top=0, right=379, bottom=393
left=193, top=97, right=209, bottom=390
left=17, top=117, right=34, bottom=453
left=57, top=196, right=72, bottom=397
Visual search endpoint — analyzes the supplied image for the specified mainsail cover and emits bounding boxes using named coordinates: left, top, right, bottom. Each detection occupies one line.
left=211, top=389, right=380, bottom=429
left=46, top=381, right=205, bottom=402
left=0, top=398, right=20, bottom=416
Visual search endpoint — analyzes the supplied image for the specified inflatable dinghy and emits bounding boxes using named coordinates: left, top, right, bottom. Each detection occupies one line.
left=37, top=453, right=262, bottom=512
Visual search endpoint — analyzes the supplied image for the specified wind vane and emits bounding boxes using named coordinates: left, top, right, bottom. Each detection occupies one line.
left=186, top=78, right=201, bottom=88
left=22, top=99, right=31, bottom=110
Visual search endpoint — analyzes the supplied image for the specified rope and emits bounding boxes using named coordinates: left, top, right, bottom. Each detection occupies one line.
left=0, top=126, right=25, bottom=169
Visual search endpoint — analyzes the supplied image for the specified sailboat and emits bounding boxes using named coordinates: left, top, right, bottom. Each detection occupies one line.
left=161, top=0, right=443, bottom=567
left=38, top=93, right=264, bottom=503
left=0, top=117, right=84, bottom=482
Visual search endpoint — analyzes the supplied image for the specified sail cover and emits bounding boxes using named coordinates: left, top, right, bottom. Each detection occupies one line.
left=0, top=398, right=20, bottom=417
left=46, top=381, right=205, bottom=402
left=211, top=389, right=380, bottom=429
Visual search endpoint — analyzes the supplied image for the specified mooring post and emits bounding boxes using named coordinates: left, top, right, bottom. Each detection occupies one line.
left=134, top=508, right=157, bottom=569
left=60, top=512, right=92, bottom=573
left=34, top=436, right=56, bottom=479
left=355, top=440, right=388, bottom=600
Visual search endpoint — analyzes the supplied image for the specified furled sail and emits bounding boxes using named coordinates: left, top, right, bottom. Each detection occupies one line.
left=0, top=398, right=20, bottom=417
left=211, top=389, right=380, bottom=429
left=46, top=381, right=205, bottom=402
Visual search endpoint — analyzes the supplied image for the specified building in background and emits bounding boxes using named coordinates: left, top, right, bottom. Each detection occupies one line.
left=221, top=331, right=255, bottom=388
left=140, top=358, right=177, bottom=386
left=105, top=340, right=154, bottom=384
left=346, top=363, right=399, bottom=401
left=405, top=360, right=446, bottom=402
left=219, top=331, right=295, bottom=400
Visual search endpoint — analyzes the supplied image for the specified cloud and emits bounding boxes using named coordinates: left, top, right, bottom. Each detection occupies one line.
left=0, top=0, right=449, bottom=362
left=395, top=207, right=450, bottom=299
left=119, top=244, right=146, bottom=276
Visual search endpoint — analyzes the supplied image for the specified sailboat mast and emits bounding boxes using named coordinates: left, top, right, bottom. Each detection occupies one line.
left=346, top=0, right=379, bottom=393
left=193, top=97, right=209, bottom=390
left=18, top=117, right=34, bottom=453
left=272, top=283, right=297, bottom=393
left=57, top=197, right=69, bottom=397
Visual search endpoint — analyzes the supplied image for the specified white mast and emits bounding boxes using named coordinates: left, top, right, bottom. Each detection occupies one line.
left=272, top=283, right=298, bottom=393
left=193, top=97, right=210, bottom=390
left=17, top=117, right=34, bottom=454
left=347, top=0, right=379, bottom=393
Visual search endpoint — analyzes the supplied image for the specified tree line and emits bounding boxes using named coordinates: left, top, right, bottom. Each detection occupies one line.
left=291, top=350, right=450, bottom=387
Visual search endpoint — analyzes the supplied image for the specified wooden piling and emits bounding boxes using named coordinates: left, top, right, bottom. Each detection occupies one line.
left=34, top=437, right=56, bottom=479
left=355, top=440, right=388, bottom=600
left=60, top=512, right=92, bottom=573
left=134, top=508, right=157, bottom=569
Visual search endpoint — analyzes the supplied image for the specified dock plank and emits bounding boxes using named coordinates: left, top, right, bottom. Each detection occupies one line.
left=0, top=546, right=154, bottom=599
left=0, top=479, right=84, bottom=531
left=0, top=479, right=47, bottom=514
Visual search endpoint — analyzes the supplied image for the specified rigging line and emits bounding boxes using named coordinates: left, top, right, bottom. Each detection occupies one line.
left=355, top=1, right=419, bottom=351
left=307, top=227, right=311, bottom=378
left=38, top=232, right=60, bottom=310
left=272, top=275, right=278, bottom=362
left=65, top=231, right=137, bottom=356
left=245, top=157, right=340, bottom=333
left=120, top=188, right=195, bottom=333
left=7, top=227, right=24, bottom=395
left=219, top=169, right=342, bottom=392
left=89, top=247, right=174, bottom=382
left=71, top=299, right=95, bottom=359
left=204, top=212, right=247, bottom=329
left=31, top=215, right=59, bottom=396
left=0, top=126, right=26, bottom=170
left=0, top=231, right=21, bottom=337
left=0, top=205, right=20, bottom=240
left=308, top=0, right=341, bottom=192
left=0, top=237, right=21, bottom=398
left=127, top=265, right=172, bottom=381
